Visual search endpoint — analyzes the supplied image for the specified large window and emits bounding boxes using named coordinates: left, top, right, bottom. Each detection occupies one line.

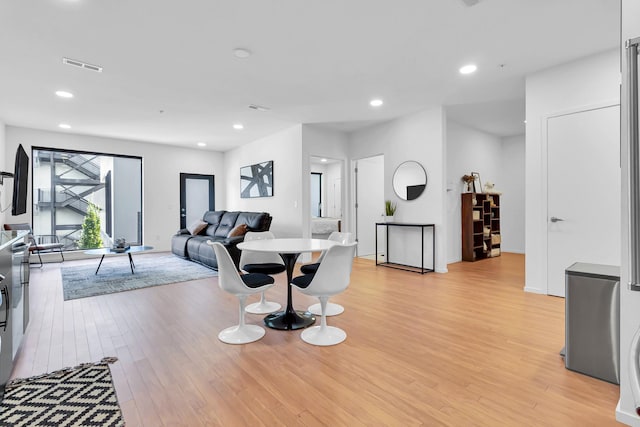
left=32, top=147, right=142, bottom=250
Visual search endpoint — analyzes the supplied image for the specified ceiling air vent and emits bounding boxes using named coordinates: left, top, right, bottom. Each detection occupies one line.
left=248, top=104, right=270, bottom=112
left=62, top=57, right=103, bottom=73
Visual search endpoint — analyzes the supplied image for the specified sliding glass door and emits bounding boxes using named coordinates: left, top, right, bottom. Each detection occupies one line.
left=32, top=147, right=143, bottom=250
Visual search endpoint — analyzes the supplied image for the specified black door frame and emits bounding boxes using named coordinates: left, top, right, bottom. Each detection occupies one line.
left=311, top=172, right=322, bottom=217
left=179, top=173, right=215, bottom=228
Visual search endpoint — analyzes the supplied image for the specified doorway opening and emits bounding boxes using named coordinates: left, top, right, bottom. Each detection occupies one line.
left=310, top=157, right=343, bottom=239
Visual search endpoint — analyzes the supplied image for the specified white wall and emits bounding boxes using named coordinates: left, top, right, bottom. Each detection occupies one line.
left=0, top=121, right=6, bottom=227
left=618, top=0, right=640, bottom=424
left=445, top=121, right=503, bottom=263
left=224, top=125, right=304, bottom=238
left=348, top=108, right=447, bottom=273
left=5, top=126, right=226, bottom=251
left=525, top=49, right=619, bottom=293
left=500, top=134, right=525, bottom=254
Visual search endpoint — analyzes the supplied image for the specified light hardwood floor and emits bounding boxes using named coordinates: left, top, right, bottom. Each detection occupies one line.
left=11, top=253, right=620, bottom=426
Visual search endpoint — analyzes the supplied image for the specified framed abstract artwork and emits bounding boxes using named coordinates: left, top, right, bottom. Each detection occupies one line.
left=240, top=160, right=273, bottom=198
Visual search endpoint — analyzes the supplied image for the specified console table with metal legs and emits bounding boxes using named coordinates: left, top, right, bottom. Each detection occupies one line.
left=375, top=222, right=435, bottom=274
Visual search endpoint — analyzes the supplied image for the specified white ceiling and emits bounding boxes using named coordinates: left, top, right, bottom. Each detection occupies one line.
left=0, top=0, right=619, bottom=151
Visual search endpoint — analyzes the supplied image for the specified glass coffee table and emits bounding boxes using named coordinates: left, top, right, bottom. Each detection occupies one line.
left=84, top=245, right=154, bottom=275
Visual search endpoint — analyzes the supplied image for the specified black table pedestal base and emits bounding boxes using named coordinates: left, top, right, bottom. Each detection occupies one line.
left=264, top=310, right=315, bottom=330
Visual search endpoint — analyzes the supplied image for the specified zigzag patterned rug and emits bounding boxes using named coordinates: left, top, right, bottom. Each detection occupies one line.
left=0, top=357, right=123, bottom=427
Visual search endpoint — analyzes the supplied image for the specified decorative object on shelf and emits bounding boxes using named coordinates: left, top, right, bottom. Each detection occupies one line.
left=483, top=181, right=503, bottom=195
left=471, top=172, right=482, bottom=193
left=240, top=160, right=273, bottom=198
left=392, top=161, right=427, bottom=200
left=461, top=174, right=475, bottom=192
left=384, top=200, right=397, bottom=222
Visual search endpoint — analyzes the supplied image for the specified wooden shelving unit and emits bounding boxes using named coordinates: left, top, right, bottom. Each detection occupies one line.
left=461, top=193, right=501, bottom=262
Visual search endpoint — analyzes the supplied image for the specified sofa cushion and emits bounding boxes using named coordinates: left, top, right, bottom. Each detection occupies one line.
left=171, top=234, right=192, bottom=258
left=236, top=212, right=269, bottom=231
left=227, top=223, right=248, bottom=238
left=186, top=236, right=221, bottom=269
left=203, top=211, right=226, bottom=237
left=214, top=212, right=240, bottom=238
left=187, top=219, right=208, bottom=235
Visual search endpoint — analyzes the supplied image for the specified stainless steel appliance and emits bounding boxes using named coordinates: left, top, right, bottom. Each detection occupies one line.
left=565, top=262, right=620, bottom=384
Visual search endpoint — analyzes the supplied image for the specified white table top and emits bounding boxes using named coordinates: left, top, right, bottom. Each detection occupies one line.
left=237, top=238, right=337, bottom=254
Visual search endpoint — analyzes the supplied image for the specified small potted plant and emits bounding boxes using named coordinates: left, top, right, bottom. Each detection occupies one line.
left=384, top=200, right=397, bottom=222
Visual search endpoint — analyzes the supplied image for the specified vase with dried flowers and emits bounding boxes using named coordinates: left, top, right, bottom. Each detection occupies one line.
left=461, top=174, right=475, bottom=192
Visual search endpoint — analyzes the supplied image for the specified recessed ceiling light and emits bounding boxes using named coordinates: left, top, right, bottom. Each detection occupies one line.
left=321, top=158, right=328, bottom=162
left=233, top=48, right=252, bottom=59
left=197, top=142, right=206, bottom=147
left=370, top=99, right=384, bottom=107
left=58, top=123, right=71, bottom=129
left=459, top=64, right=477, bottom=75
left=233, top=123, right=244, bottom=130
left=55, top=90, right=74, bottom=98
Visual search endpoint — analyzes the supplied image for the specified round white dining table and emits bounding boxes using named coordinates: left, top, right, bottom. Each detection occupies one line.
left=237, top=238, right=337, bottom=330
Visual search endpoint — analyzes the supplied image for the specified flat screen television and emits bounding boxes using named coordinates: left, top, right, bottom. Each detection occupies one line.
left=11, top=144, right=28, bottom=216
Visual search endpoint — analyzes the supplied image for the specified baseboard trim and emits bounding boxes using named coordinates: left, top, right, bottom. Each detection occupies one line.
left=616, top=400, right=638, bottom=426
left=524, top=286, right=547, bottom=295
left=436, top=267, right=448, bottom=273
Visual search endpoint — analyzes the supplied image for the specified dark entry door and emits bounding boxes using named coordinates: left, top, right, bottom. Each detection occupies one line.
left=180, top=173, right=214, bottom=228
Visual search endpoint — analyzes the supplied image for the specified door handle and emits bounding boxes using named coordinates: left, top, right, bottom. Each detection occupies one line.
left=550, top=217, right=565, bottom=223
left=0, top=286, right=8, bottom=331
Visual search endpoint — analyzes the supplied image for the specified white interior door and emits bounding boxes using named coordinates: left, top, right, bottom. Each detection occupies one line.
left=355, top=155, right=384, bottom=257
left=547, top=105, right=620, bottom=296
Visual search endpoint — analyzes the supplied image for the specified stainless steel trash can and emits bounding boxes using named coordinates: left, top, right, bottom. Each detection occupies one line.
left=565, top=262, right=620, bottom=384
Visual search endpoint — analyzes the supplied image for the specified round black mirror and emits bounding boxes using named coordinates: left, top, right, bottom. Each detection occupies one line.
left=392, top=161, right=427, bottom=201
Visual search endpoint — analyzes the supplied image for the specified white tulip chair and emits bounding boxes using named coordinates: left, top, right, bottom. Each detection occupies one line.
left=291, top=242, right=357, bottom=346
left=208, top=241, right=275, bottom=344
left=301, top=232, right=352, bottom=316
left=239, top=231, right=285, bottom=314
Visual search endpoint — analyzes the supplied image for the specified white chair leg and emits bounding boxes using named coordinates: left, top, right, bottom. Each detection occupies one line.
left=307, top=302, right=344, bottom=316
left=219, top=295, right=266, bottom=344
left=300, top=296, right=346, bottom=346
left=246, top=291, right=281, bottom=314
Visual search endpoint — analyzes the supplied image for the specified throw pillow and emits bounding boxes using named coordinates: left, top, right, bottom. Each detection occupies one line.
left=227, top=223, right=248, bottom=238
left=187, top=220, right=208, bottom=235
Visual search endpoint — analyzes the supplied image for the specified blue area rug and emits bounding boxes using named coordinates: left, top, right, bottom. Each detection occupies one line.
left=61, top=254, right=217, bottom=300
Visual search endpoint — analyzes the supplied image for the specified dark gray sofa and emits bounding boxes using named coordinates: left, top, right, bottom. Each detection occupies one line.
left=171, top=210, right=272, bottom=270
